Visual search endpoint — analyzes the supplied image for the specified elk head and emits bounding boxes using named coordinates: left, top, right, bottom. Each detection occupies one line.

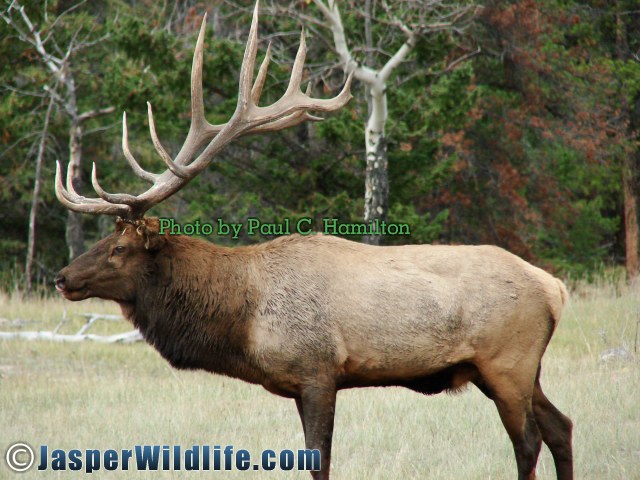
left=55, top=218, right=165, bottom=302
left=54, top=2, right=352, bottom=302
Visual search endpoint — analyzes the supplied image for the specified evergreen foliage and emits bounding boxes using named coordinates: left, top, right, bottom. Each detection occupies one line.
left=1, top=0, right=639, bottom=291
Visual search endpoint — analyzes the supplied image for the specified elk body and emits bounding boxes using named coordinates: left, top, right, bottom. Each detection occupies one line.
left=54, top=5, right=573, bottom=479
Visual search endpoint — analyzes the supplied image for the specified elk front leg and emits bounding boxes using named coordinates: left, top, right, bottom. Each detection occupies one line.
left=296, top=383, right=336, bottom=480
left=295, top=397, right=307, bottom=436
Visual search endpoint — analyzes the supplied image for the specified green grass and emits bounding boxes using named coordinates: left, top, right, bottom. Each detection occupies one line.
left=0, top=284, right=639, bottom=479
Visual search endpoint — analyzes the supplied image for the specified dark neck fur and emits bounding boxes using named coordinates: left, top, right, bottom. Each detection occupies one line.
left=119, top=236, right=263, bottom=383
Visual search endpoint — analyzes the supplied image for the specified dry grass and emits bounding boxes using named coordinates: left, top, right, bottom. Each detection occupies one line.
left=0, top=284, right=639, bottom=479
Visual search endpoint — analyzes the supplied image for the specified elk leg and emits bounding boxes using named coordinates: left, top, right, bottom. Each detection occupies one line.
left=472, top=377, right=493, bottom=399
left=532, top=379, right=573, bottom=480
left=297, top=383, right=337, bottom=480
left=486, top=375, right=542, bottom=480
left=295, top=397, right=307, bottom=436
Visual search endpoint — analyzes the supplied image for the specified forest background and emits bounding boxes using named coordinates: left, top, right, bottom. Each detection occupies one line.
left=2, top=0, right=640, bottom=292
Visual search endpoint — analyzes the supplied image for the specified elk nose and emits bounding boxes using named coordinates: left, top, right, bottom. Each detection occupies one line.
left=54, top=274, right=66, bottom=292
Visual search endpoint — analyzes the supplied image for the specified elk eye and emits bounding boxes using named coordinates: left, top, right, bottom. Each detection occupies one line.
left=114, top=245, right=126, bottom=254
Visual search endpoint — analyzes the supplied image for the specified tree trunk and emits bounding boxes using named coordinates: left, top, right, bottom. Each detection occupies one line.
left=25, top=98, right=55, bottom=293
left=362, top=83, right=389, bottom=245
left=360, top=0, right=389, bottom=245
left=362, top=129, right=389, bottom=245
left=623, top=89, right=640, bottom=280
left=311, top=0, right=418, bottom=245
left=616, top=8, right=639, bottom=280
left=622, top=160, right=638, bottom=279
left=65, top=121, right=85, bottom=260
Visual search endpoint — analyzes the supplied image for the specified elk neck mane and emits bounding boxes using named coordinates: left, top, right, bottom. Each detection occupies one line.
left=119, top=233, right=271, bottom=381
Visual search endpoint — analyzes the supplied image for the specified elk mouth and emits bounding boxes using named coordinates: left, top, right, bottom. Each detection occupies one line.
left=54, top=274, right=88, bottom=301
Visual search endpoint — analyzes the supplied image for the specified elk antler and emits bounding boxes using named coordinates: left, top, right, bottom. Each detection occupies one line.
left=55, top=2, right=353, bottom=220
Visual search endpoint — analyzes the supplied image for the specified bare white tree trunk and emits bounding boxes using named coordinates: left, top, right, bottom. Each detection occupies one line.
left=313, top=0, right=415, bottom=244
left=363, top=83, right=389, bottom=244
left=25, top=97, right=55, bottom=292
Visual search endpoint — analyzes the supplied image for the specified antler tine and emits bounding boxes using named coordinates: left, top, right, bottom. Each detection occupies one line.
left=56, top=161, right=100, bottom=205
left=91, top=163, right=140, bottom=205
left=254, top=82, right=324, bottom=131
left=122, top=112, right=158, bottom=184
left=65, top=159, right=81, bottom=197
left=252, top=69, right=353, bottom=124
left=249, top=111, right=324, bottom=134
left=252, top=42, right=271, bottom=105
left=55, top=161, right=131, bottom=216
left=147, top=102, right=190, bottom=179
left=191, top=12, right=208, bottom=129
left=284, top=29, right=307, bottom=96
left=302, top=70, right=354, bottom=112
left=303, top=81, right=325, bottom=121
left=237, top=1, right=261, bottom=113
left=173, top=12, right=229, bottom=163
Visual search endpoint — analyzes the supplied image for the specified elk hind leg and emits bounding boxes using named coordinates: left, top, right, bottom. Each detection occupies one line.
left=532, top=378, right=573, bottom=480
left=483, top=371, right=543, bottom=480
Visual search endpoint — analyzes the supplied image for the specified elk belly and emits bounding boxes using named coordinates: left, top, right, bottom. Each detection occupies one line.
left=247, top=218, right=290, bottom=236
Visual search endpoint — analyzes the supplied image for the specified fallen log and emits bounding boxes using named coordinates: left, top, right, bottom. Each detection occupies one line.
left=0, top=329, right=142, bottom=343
left=0, top=313, right=142, bottom=343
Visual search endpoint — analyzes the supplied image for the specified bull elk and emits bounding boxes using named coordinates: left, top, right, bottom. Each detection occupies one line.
left=54, top=4, right=573, bottom=479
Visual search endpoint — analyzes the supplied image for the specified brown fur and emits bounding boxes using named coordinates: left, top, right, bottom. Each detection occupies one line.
left=55, top=218, right=573, bottom=479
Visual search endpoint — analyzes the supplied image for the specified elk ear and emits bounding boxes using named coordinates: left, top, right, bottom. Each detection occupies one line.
left=136, top=218, right=166, bottom=251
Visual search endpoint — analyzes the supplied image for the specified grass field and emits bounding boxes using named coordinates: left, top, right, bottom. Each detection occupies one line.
left=0, top=281, right=639, bottom=479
